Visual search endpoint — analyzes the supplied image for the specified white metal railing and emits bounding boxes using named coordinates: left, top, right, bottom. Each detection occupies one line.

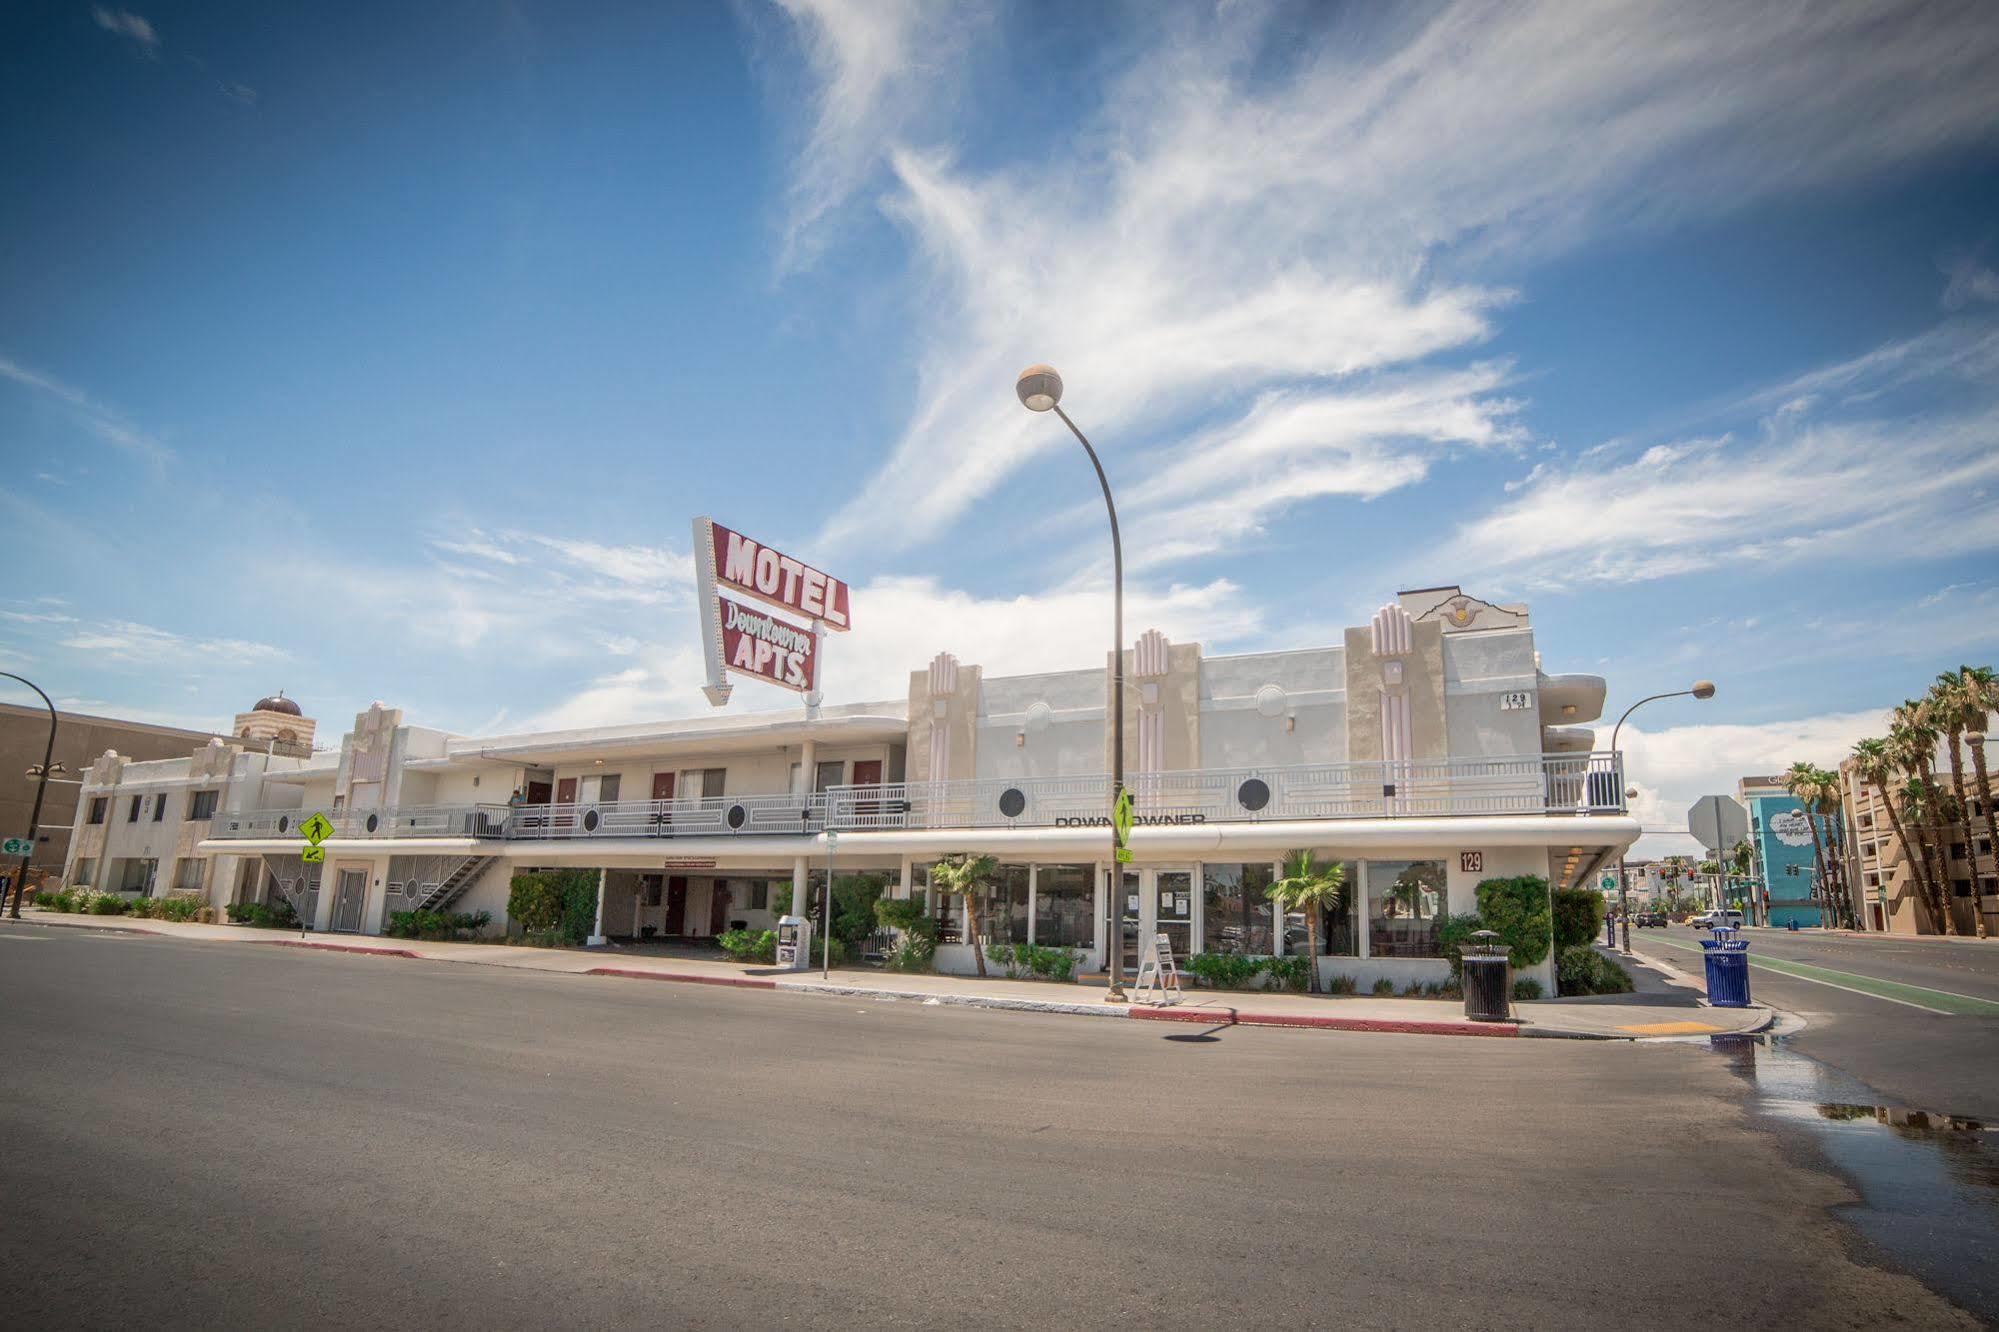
left=207, top=754, right=1623, bottom=843
left=822, top=753, right=1625, bottom=831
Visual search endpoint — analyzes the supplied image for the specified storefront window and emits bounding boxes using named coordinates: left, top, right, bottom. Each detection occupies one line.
left=981, top=864, right=1030, bottom=943
left=1368, top=859, right=1446, bottom=957
left=1276, top=858, right=1358, bottom=955
left=1034, top=863, right=1093, bottom=948
left=1201, top=862, right=1274, bottom=955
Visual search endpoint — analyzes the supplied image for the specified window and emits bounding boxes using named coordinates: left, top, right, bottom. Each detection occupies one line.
left=751, top=882, right=770, bottom=911
left=88, top=797, right=107, bottom=825
left=1281, top=858, right=1358, bottom=955
left=174, top=858, right=204, bottom=891
left=1033, top=863, right=1094, bottom=948
left=580, top=773, right=621, bottom=804
left=1367, top=859, right=1447, bottom=958
left=73, top=858, right=96, bottom=887
left=814, top=760, right=845, bottom=793
left=977, top=864, right=1030, bottom=944
left=189, top=790, right=219, bottom=821
left=128, top=795, right=143, bottom=823
left=682, top=768, right=726, bottom=799
left=118, top=858, right=155, bottom=895
left=153, top=793, right=167, bottom=822
left=1201, top=862, right=1275, bottom=955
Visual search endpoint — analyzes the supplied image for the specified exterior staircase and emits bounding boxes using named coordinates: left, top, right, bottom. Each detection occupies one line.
left=412, top=856, right=491, bottom=913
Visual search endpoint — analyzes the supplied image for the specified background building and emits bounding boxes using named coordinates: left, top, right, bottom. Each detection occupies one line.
left=1, top=700, right=244, bottom=880
left=1840, top=725, right=1996, bottom=936
left=1737, top=775, right=1825, bottom=928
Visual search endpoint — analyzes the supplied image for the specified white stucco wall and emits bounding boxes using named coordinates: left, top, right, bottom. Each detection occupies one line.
left=1198, top=648, right=1347, bottom=768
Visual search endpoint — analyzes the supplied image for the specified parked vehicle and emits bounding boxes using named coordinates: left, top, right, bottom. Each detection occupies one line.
left=1637, top=910, right=1668, bottom=928
left=1691, top=909, right=1744, bottom=930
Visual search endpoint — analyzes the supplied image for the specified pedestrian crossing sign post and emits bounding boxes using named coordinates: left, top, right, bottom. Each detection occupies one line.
left=299, top=811, right=333, bottom=865
left=1112, top=788, right=1133, bottom=865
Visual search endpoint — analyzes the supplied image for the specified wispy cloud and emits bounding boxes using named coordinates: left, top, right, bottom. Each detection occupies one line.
left=1438, top=323, right=1999, bottom=589
left=0, top=354, right=175, bottom=466
left=775, top=1, right=1999, bottom=563
left=56, top=618, right=286, bottom=664
left=91, top=6, right=158, bottom=54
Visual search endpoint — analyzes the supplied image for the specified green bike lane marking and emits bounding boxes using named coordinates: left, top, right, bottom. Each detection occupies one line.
left=1641, top=936, right=1999, bottom=1016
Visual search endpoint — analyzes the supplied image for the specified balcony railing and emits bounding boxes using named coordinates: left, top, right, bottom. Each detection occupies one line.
left=205, top=754, right=1623, bottom=844
left=824, top=752, right=1624, bottom=831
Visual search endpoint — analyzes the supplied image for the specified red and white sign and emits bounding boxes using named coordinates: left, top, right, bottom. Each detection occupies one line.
left=709, top=520, right=851, bottom=630
left=718, top=594, right=817, bottom=694
left=694, top=516, right=850, bottom=707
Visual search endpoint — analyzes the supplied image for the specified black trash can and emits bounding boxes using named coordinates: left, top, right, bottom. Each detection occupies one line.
left=1461, top=930, right=1513, bottom=1023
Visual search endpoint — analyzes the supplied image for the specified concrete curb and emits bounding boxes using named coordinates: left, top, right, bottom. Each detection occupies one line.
left=1127, top=1004, right=1520, bottom=1037
left=265, top=939, right=422, bottom=960
left=777, top=980, right=1128, bottom=1018
left=5, top=916, right=166, bottom=938
left=586, top=967, right=778, bottom=991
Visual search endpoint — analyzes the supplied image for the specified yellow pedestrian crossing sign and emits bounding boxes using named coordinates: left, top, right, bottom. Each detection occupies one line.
left=299, top=812, right=334, bottom=844
left=1112, top=788, right=1134, bottom=864
left=301, top=845, right=325, bottom=863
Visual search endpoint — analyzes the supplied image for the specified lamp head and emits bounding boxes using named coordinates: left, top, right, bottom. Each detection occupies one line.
left=1691, top=680, right=1717, bottom=700
left=1015, top=364, right=1063, bottom=412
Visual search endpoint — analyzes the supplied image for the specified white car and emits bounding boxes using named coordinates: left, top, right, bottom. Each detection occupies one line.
left=1691, top=909, right=1744, bottom=930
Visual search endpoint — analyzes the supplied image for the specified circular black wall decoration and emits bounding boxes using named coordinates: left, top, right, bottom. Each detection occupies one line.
left=726, top=803, right=749, bottom=830
left=365, top=813, right=380, bottom=833
left=997, top=787, right=1027, bottom=818
left=1236, top=778, right=1271, bottom=812
left=582, top=808, right=601, bottom=833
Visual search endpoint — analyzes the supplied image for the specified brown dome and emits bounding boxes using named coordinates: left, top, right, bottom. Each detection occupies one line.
left=252, top=691, right=302, bottom=716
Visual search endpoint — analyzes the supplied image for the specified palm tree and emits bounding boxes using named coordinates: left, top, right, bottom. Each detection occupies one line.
left=1959, top=665, right=1999, bottom=931
left=929, top=853, right=998, bottom=978
left=1265, top=849, right=1347, bottom=995
left=1890, top=702, right=1955, bottom=934
left=1928, top=670, right=1988, bottom=937
left=1783, top=762, right=1843, bottom=929
left=1855, top=737, right=1936, bottom=934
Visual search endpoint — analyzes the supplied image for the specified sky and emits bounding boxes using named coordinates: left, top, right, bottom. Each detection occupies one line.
left=3, top=0, right=1999, bottom=857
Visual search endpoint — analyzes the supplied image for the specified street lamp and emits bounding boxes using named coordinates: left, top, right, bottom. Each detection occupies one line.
left=1016, top=363, right=1130, bottom=1003
left=1, top=672, right=58, bottom=919
left=1609, top=680, right=1715, bottom=953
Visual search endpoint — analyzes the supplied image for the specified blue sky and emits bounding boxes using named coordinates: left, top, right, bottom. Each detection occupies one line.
left=4, top=1, right=1999, bottom=854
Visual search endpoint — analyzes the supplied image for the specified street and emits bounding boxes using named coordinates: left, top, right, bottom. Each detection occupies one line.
left=1627, top=926, right=1999, bottom=1120
left=0, top=923, right=1984, bottom=1329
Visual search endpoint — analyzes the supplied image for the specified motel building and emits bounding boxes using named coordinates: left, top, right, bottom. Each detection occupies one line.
left=56, top=587, right=1635, bottom=994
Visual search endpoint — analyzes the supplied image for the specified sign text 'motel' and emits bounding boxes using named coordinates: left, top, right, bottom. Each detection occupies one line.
left=695, top=516, right=850, bottom=707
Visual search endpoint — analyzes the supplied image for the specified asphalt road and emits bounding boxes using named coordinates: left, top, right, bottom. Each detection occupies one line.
left=0, top=923, right=1980, bottom=1329
left=1628, top=926, right=1999, bottom=1121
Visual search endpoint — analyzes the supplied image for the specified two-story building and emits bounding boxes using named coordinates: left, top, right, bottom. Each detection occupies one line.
left=59, top=587, right=1636, bottom=993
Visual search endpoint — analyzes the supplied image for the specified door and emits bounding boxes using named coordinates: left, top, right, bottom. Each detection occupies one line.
left=850, top=759, right=883, bottom=820
left=651, top=772, right=676, bottom=800
left=1154, top=868, right=1193, bottom=967
left=663, top=876, right=688, bottom=934
left=709, top=882, right=732, bottom=934
left=331, top=869, right=367, bottom=934
left=554, top=777, right=579, bottom=834
left=1104, top=869, right=1141, bottom=974
left=651, top=772, right=676, bottom=835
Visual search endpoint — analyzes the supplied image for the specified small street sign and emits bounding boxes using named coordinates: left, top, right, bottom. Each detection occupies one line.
left=301, top=845, right=326, bottom=863
left=299, top=812, right=335, bottom=844
left=1111, top=787, right=1134, bottom=864
left=2, top=837, right=33, bottom=856
left=1600, top=874, right=1616, bottom=891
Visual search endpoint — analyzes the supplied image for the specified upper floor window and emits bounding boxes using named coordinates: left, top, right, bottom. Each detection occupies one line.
left=127, top=795, right=143, bottom=823
left=814, top=760, right=844, bottom=793
left=88, top=797, right=107, bottom=825
left=153, top=794, right=167, bottom=822
left=189, top=790, right=219, bottom=821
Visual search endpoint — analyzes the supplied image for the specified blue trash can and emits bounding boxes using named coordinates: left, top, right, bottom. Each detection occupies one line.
left=1701, top=932, right=1752, bottom=1008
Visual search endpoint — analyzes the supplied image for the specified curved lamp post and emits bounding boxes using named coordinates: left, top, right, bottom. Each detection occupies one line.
left=1, top=672, right=58, bottom=919
left=1016, top=364, right=1129, bottom=1002
left=1609, top=680, right=1715, bottom=952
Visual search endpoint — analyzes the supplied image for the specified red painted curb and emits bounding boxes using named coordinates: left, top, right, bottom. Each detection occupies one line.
left=1127, top=1005, right=1518, bottom=1038
left=585, top=967, right=779, bottom=990
left=264, top=940, right=423, bottom=960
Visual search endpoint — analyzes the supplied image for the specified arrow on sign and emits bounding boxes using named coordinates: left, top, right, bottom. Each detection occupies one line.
left=2, top=837, right=33, bottom=856
left=301, top=845, right=326, bottom=863
left=299, top=812, right=334, bottom=844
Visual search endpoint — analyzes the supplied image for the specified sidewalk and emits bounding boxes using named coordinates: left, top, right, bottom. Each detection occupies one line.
left=6, top=910, right=1774, bottom=1041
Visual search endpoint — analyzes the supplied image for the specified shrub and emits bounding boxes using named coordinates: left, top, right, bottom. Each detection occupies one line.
left=89, top=893, right=130, bottom=915
left=882, top=928, right=936, bottom=972
left=266, top=899, right=300, bottom=929
left=1371, top=977, right=1396, bottom=996
left=1262, top=955, right=1310, bottom=993
left=1512, top=977, right=1544, bottom=1001
left=831, top=874, right=888, bottom=947
left=1435, top=912, right=1486, bottom=983
left=810, top=935, right=849, bottom=967
left=1401, top=979, right=1429, bottom=997
left=1186, top=952, right=1265, bottom=990
left=150, top=895, right=208, bottom=923
left=33, top=890, right=60, bottom=909
left=874, top=898, right=929, bottom=933
left=1475, top=876, right=1552, bottom=969
left=1327, top=973, right=1358, bottom=995
left=1552, top=887, right=1606, bottom=952
left=1556, top=944, right=1635, bottom=997
left=717, top=928, right=778, bottom=963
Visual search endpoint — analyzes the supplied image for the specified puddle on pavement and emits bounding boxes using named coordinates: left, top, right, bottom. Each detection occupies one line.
left=1707, top=1034, right=1999, bottom=1321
